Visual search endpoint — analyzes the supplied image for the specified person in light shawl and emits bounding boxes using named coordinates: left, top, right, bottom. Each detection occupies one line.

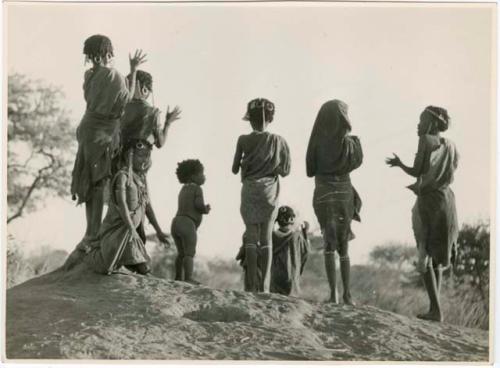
left=232, top=98, right=291, bottom=292
left=270, top=206, right=309, bottom=296
left=306, top=100, right=363, bottom=305
left=386, top=105, right=459, bottom=322
left=70, top=35, right=146, bottom=253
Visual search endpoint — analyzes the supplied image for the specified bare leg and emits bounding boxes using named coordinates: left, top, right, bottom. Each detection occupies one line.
left=418, top=262, right=443, bottom=322
left=338, top=241, right=354, bottom=306
left=433, top=261, right=443, bottom=293
left=244, top=224, right=260, bottom=292
left=89, top=185, right=104, bottom=238
left=324, top=251, right=339, bottom=303
left=175, top=256, right=184, bottom=281
left=183, top=256, right=199, bottom=284
left=259, top=218, right=274, bottom=293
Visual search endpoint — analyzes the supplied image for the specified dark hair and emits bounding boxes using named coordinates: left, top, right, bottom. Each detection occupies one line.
left=424, top=105, right=450, bottom=132
left=176, top=159, right=204, bottom=184
left=276, top=205, right=295, bottom=227
left=127, top=70, right=153, bottom=92
left=83, top=35, right=114, bottom=62
left=245, top=98, right=275, bottom=127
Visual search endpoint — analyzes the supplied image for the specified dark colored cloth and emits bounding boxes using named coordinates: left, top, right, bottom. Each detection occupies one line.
left=86, top=169, right=150, bottom=274
left=120, top=99, right=161, bottom=151
left=171, top=215, right=198, bottom=257
left=270, top=228, right=309, bottom=296
left=176, top=183, right=207, bottom=228
left=71, top=66, right=130, bottom=204
left=238, top=132, right=291, bottom=181
left=306, top=100, right=362, bottom=178
left=313, top=176, right=361, bottom=251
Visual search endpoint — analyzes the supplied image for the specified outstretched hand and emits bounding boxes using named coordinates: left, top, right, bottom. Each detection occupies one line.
left=129, top=49, right=147, bottom=71
left=165, top=105, right=182, bottom=125
left=157, top=231, right=174, bottom=248
left=385, top=153, right=402, bottom=168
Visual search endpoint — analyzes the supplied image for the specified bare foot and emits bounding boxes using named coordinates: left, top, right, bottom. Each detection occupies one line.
left=416, top=311, right=443, bottom=322
left=185, top=279, right=201, bottom=285
left=343, top=295, right=356, bottom=306
left=63, top=249, right=86, bottom=271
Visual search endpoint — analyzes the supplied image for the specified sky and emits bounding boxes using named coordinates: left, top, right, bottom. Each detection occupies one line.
left=5, top=2, right=495, bottom=263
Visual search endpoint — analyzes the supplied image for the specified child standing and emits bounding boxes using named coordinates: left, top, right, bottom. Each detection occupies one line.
left=120, top=70, right=181, bottom=156
left=232, top=98, right=291, bottom=292
left=171, top=159, right=211, bottom=284
left=271, top=206, right=309, bottom=297
left=71, top=34, right=146, bottom=252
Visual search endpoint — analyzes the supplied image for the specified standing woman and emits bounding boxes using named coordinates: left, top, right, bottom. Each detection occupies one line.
left=306, top=100, right=363, bottom=305
left=386, top=106, right=458, bottom=322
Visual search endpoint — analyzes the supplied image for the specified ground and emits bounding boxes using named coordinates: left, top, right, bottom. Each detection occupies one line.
left=5, top=263, right=489, bottom=361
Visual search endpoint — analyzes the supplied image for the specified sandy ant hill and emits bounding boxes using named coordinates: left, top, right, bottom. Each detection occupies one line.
left=5, top=263, right=489, bottom=361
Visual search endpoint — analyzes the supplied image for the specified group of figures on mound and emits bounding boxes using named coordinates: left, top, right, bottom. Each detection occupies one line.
left=64, top=34, right=459, bottom=323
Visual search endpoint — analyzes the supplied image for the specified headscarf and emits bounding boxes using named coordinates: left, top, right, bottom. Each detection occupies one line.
left=306, top=100, right=362, bottom=177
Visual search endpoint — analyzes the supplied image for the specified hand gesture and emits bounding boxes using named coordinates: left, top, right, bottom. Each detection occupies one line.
left=165, top=105, right=182, bottom=126
left=157, top=231, right=173, bottom=248
left=129, top=49, right=147, bottom=71
left=385, top=153, right=402, bottom=168
left=205, top=204, right=212, bottom=214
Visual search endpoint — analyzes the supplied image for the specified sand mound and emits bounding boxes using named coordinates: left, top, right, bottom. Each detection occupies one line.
left=6, top=264, right=489, bottom=361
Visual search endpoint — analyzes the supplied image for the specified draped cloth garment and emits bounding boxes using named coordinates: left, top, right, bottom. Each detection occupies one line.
left=71, top=66, right=130, bottom=204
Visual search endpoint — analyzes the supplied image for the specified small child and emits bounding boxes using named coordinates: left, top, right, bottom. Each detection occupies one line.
left=71, top=34, right=146, bottom=252
left=232, top=98, right=291, bottom=292
left=171, top=159, right=211, bottom=284
left=271, top=206, right=309, bottom=296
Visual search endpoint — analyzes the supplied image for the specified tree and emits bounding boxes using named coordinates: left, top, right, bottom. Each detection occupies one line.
left=453, top=221, right=490, bottom=306
left=7, top=73, right=76, bottom=223
left=369, top=243, right=417, bottom=270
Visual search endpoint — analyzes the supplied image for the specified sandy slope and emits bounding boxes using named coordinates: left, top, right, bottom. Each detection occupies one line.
left=6, top=264, right=489, bottom=361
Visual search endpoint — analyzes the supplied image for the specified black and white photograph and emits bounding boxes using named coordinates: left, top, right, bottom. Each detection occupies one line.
left=2, top=0, right=496, bottom=363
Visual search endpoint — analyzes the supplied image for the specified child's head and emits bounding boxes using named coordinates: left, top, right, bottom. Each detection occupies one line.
left=242, top=98, right=275, bottom=131
left=276, top=205, right=296, bottom=228
left=128, top=70, right=153, bottom=99
left=83, top=34, right=114, bottom=66
left=121, top=142, right=152, bottom=174
left=176, top=159, right=206, bottom=185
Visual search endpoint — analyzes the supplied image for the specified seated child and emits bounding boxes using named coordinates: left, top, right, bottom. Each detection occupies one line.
left=270, top=206, right=309, bottom=296
left=171, top=159, right=211, bottom=284
left=85, top=142, right=169, bottom=275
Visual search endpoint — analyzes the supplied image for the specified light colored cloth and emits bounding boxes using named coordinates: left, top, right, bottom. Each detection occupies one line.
left=411, top=137, right=459, bottom=269
left=240, top=132, right=291, bottom=180
left=86, top=170, right=150, bottom=274
left=241, top=176, right=280, bottom=225
left=270, top=227, right=309, bottom=296
left=71, top=66, right=131, bottom=204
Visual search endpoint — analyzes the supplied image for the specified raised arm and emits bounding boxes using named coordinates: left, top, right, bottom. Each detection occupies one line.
left=155, top=106, right=182, bottom=148
left=127, top=50, right=147, bottom=98
left=386, top=136, right=427, bottom=178
left=232, top=137, right=243, bottom=175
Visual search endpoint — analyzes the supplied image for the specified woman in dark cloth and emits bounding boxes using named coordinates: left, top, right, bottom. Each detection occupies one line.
left=386, top=106, right=458, bottom=322
left=71, top=35, right=146, bottom=251
left=84, top=143, right=168, bottom=275
left=306, top=100, right=363, bottom=305
left=270, top=206, right=309, bottom=296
